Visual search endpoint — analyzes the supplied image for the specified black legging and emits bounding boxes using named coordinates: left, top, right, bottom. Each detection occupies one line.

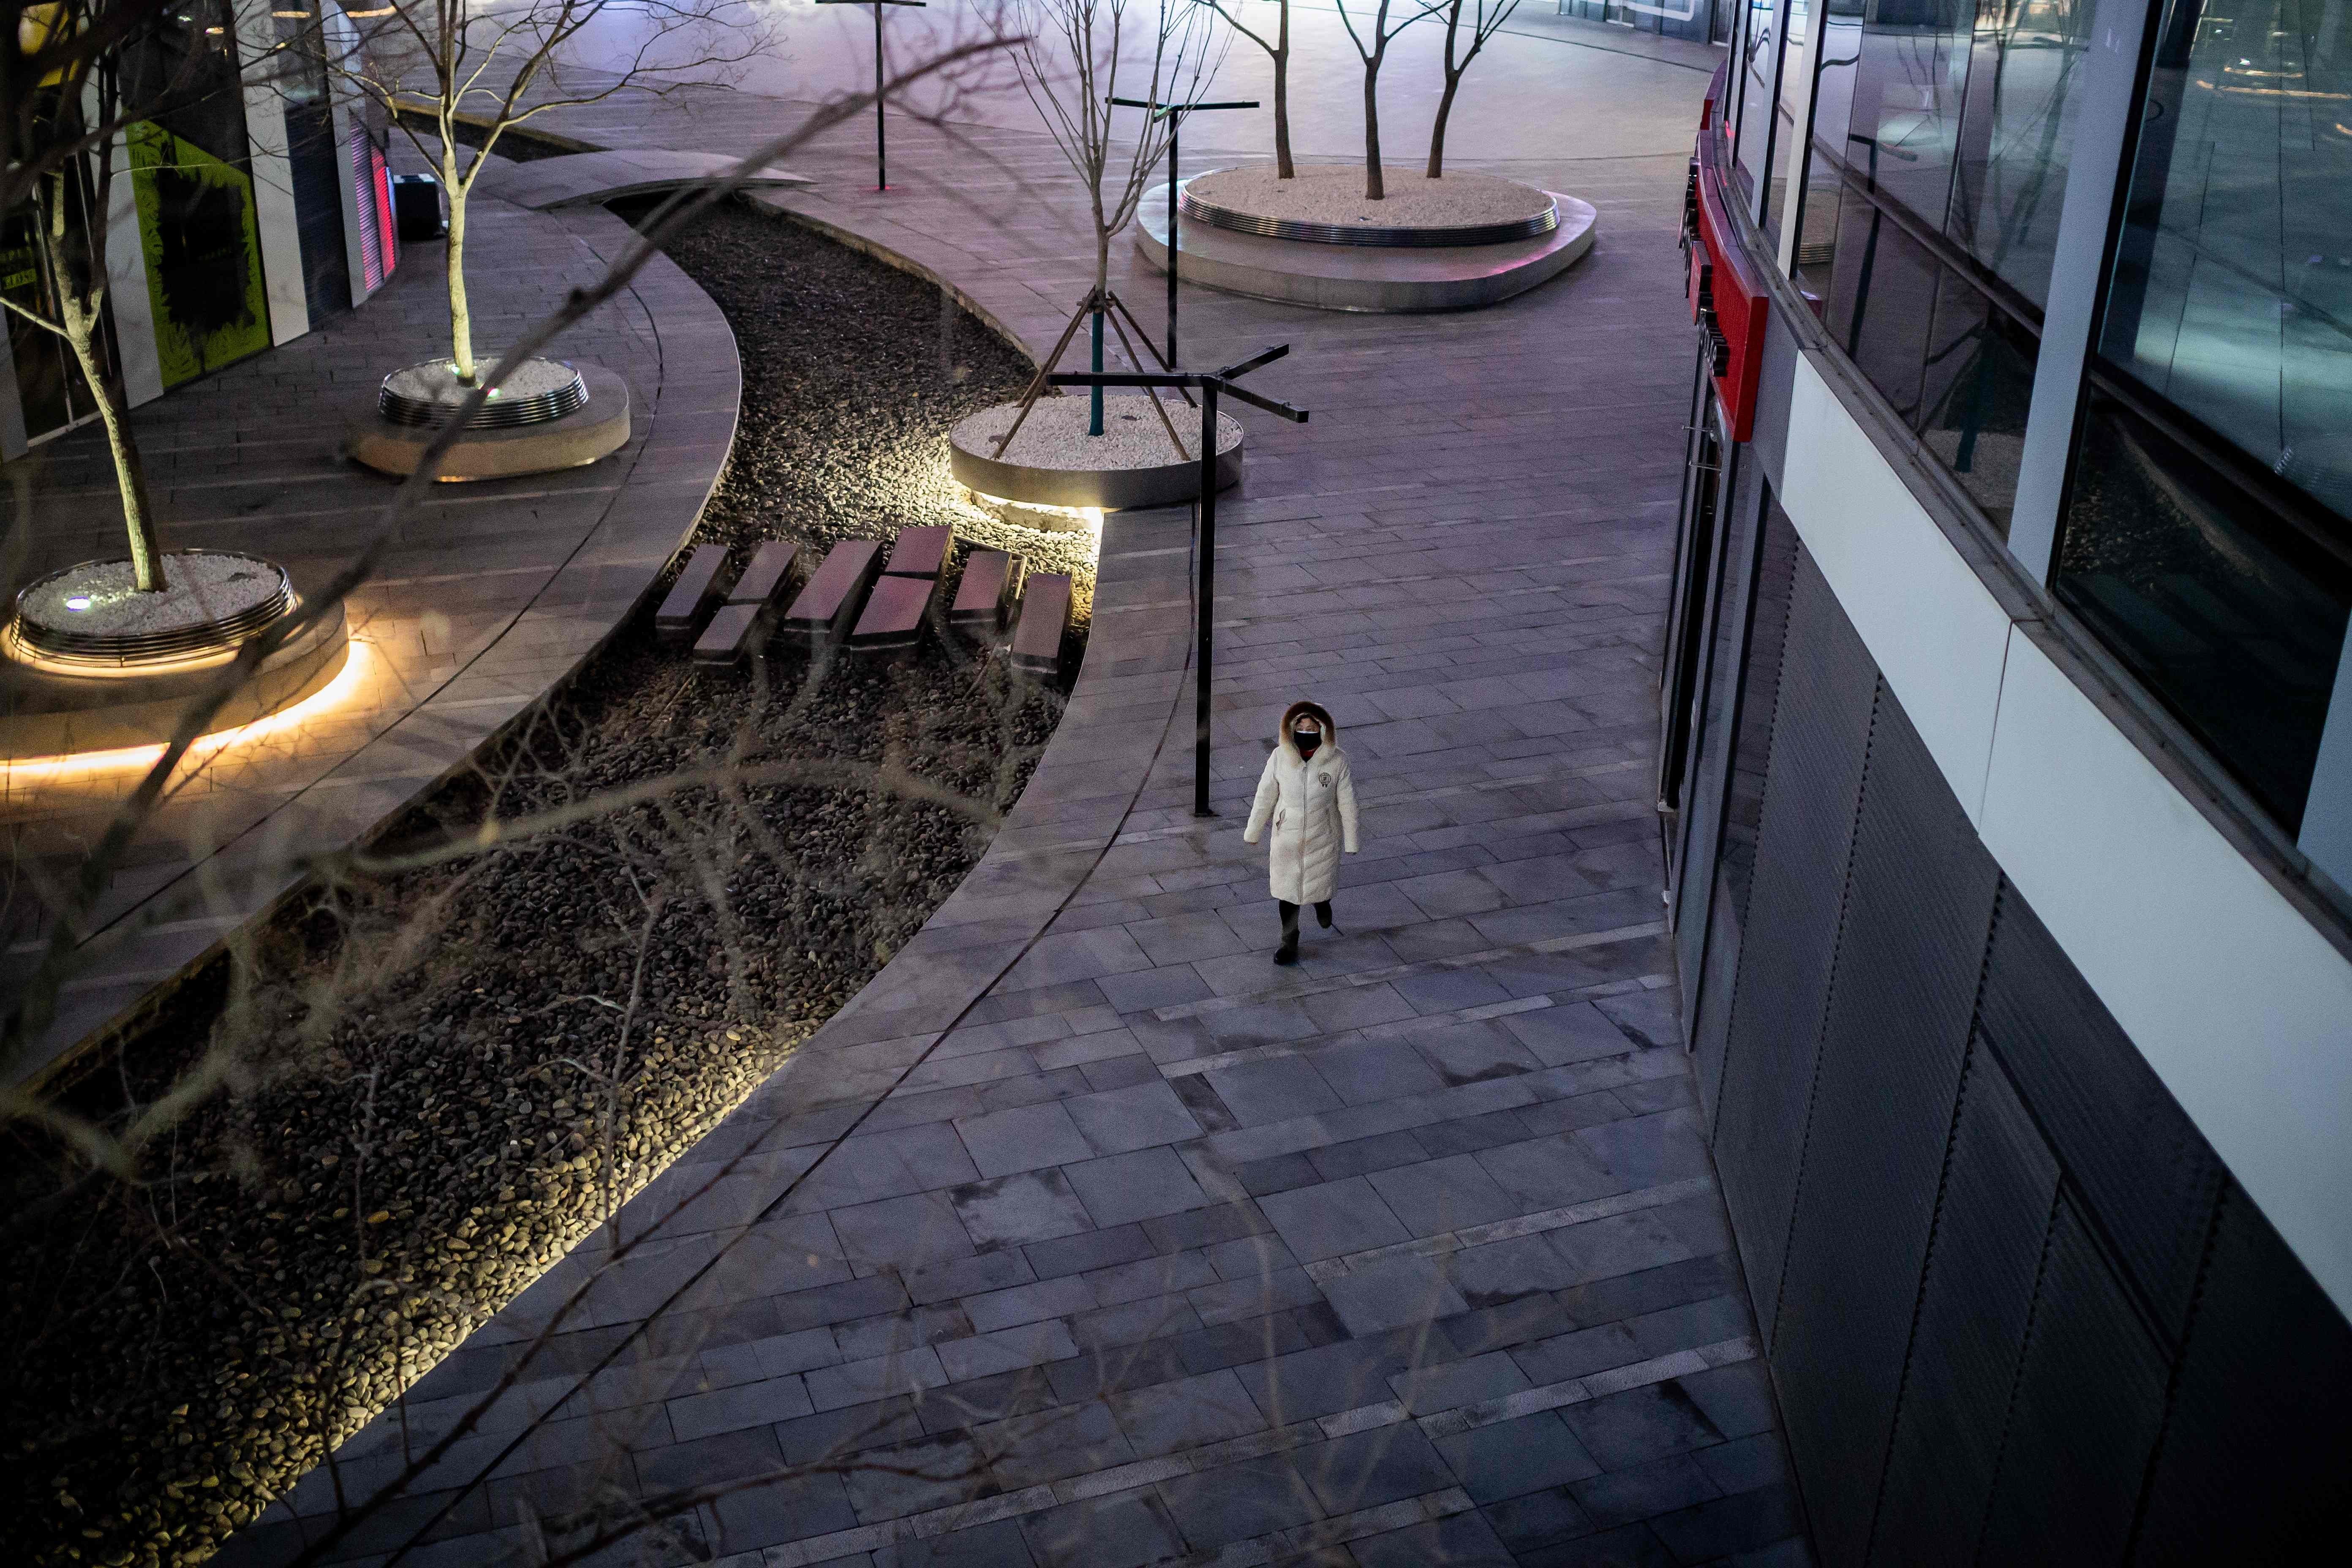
left=1278, top=900, right=1332, bottom=939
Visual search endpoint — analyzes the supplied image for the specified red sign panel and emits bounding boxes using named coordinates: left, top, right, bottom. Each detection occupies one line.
left=1687, top=124, right=1768, bottom=443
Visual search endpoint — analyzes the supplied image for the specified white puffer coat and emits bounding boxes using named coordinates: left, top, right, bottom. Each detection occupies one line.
left=1243, top=702, right=1360, bottom=905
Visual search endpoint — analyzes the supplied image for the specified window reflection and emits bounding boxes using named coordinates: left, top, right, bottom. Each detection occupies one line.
left=2056, top=0, right=2352, bottom=833
left=2056, top=387, right=2352, bottom=829
left=1950, top=0, right=2094, bottom=309
left=1736, top=0, right=1785, bottom=205
left=1765, top=0, right=1816, bottom=253
left=2099, top=0, right=2352, bottom=523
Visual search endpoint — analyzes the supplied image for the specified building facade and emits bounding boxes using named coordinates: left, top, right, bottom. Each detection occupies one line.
left=1, top=0, right=398, bottom=461
left=1665, top=0, right=2352, bottom=1557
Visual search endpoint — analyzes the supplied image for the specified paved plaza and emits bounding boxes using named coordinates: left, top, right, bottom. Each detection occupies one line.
left=0, top=196, right=735, bottom=1084
left=223, top=22, right=1809, bottom=1568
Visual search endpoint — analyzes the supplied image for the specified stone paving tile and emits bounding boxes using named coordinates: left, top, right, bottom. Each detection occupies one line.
left=215, top=52, right=1811, bottom=1568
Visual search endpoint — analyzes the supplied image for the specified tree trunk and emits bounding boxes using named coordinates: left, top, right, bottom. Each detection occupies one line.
left=445, top=174, right=475, bottom=382
left=1364, top=54, right=1385, bottom=200
left=61, top=311, right=163, bottom=592
left=1273, top=46, right=1294, bottom=179
left=1427, top=74, right=1461, bottom=179
left=1273, top=3, right=1294, bottom=180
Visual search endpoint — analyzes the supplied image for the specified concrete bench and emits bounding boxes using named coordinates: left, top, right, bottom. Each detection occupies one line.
left=1010, top=572, right=1072, bottom=679
left=950, top=550, right=1023, bottom=634
left=779, top=540, right=884, bottom=648
left=730, top=540, right=802, bottom=609
left=653, top=544, right=733, bottom=645
left=847, top=571, right=939, bottom=653
left=690, top=541, right=804, bottom=666
left=882, top=525, right=952, bottom=579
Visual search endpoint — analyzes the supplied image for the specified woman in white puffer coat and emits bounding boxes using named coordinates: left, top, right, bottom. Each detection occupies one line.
left=1243, top=700, right=1361, bottom=965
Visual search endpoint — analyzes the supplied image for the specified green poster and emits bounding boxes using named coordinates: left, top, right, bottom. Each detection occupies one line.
left=126, top=120, right=272, bottom=387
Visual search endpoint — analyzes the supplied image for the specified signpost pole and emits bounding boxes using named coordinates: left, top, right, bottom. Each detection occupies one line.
left=1195, top=378, right=1219, bottom=816
left=1046, top=346, right=1303, bottom=817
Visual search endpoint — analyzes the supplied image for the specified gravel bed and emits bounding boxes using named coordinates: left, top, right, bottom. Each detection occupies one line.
left=18, top=553, right=285, bottom=638
left=0, top=194, right=1073, bottom=1567
left=953, top=392, right=1242, bottom=471
left=1187, top=163, right=1555, bottom=229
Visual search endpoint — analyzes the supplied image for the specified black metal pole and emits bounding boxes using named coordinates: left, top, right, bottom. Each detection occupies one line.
left=1194, top=379, right=1218, bottom=817
left=873, top=2, right=887, bottom=190
left=1167, top=112, right=1180, bottom=368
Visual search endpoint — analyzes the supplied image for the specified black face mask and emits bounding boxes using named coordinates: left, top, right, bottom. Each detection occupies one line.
left=1293, top=727, right=1321, bottom=759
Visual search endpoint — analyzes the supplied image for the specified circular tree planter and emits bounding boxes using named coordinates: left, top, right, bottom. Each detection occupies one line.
left=2, top=550, right=350, bottom=758
left=348, top=357, right=631, bottom=481
left=1138, top=168, right=1597, bottom=315
left=949, top=393, right=1243, bottom=513
left=1181, top=165, right=1560, bottom=247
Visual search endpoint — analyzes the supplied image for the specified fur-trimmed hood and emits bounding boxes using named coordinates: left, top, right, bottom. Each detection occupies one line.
left=1277, top=700, right=1339, bottom=763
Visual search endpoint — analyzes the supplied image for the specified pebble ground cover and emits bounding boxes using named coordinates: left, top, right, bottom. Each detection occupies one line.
left=0, top=195, right=1089, bottom=1568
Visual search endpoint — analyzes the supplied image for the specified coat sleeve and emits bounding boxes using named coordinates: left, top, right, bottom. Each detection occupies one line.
left=1337, top=753, right=1361, bottom=853
left=1242, top=753, right=1280, bottom=844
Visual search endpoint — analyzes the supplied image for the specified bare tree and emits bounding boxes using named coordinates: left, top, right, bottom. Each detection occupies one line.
left=1010, top=0, right=1225, bottom=436
left=1426, top=0, right=1517, bottom=178
left=0, top=0, right=232, bottom=591
left=0, top=25, right=1135, bottom=1563
left=1200, top=0, right=1291, bottom=178
left=1332, top=0, right=1443, bottom=200
left=285, top=0, right=775, bottom=386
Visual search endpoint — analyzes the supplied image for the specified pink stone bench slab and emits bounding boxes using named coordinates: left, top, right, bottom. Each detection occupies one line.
left=882, top=525, right=952, bottom=579
left=728, top=540, right=802, bottom=608
left=950, top=550, right=1024, bottom=632
left=654, top=544, right=733, bottom=645
left=1010, top=572, right=1072, bottom=678
left=780, top=540, right=885, bottom=648
left=847, top=572, right=939, bottom=653
left=691, top=541, right=806, bottom=666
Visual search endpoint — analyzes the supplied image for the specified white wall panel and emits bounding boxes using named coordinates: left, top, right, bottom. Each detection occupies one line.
left=1980, top=630, right=2352, bottom=1318
left=1778, top=352, right=2012, bottom=825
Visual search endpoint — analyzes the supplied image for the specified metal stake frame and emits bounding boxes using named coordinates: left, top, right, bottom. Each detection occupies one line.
left=815, top=0, right=928, bottom=191
left=1050, top=346, right=1308, bottom=817
left=1108, top=95, right=1258, bottom=367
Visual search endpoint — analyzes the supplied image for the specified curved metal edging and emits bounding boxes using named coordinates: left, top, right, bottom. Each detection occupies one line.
left=11, top=551, right=297, bottom=667
left=380, top=361, right=591, bottom=430
left=1178, top=187, right=1557, bottom=249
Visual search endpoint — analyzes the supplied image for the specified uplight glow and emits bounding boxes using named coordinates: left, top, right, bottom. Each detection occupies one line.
left=0, top=641, right=372, bottom=784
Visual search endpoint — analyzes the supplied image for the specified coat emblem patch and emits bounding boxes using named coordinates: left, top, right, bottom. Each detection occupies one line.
left=1318, top=772, right=1331, bottom=786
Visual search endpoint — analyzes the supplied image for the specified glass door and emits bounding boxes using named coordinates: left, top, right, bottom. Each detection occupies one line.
left=1659, top=361, right=1732, bottom=910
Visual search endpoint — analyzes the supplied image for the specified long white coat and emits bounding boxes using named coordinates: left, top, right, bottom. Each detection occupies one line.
left=1243, top=717, right=1360, bottom=904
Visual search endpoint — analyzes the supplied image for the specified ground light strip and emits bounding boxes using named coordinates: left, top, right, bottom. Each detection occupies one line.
left=0, top=640, right=374, bottom=786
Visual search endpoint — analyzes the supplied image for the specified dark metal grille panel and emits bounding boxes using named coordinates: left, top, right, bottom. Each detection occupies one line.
left=1979, top=885, right=2221, bottom=1343
left=1711, top=547, right=1878, bottom=1350
left=1978, top=1197, right=2169, bottom=1565
left=1770, top=686, right=1999, bottom=1566
left=2129, top=1183, right=2352, bottom=1563
left=1869, top=1040, right=2058, bottom=1566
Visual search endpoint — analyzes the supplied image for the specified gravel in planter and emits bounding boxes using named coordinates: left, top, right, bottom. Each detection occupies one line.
left=0, top=195, right=1081, bottom=1568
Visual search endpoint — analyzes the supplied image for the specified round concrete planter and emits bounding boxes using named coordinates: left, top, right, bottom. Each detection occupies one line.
left=1179, top=165, right=1559, bottom=248
left=1137, top=182, right=1597, bottom=314
left=348, top=362, right=631, bottom=481
left=2, top=552, right=350, bottom=758
left=949, top=393, right=1243, bottom=511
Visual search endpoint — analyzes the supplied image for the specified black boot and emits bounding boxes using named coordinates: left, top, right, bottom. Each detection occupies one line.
left=1314, top=901, right=1334, bottom=930
left=1275, top=901, right=1300, bottom=966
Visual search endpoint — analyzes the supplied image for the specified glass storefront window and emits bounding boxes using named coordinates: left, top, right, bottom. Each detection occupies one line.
left=2055, top=388, right=2352, bottom=830
left=1948, top=0, right=2095, bottom=310
left=1735, top=0, right=1786, bottom=204
left=2054, top=0, right=2352, bottom=835
left=2097, top=0, right=2352, bottom=523
left=1764, top=0, right=1816, bottom=253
